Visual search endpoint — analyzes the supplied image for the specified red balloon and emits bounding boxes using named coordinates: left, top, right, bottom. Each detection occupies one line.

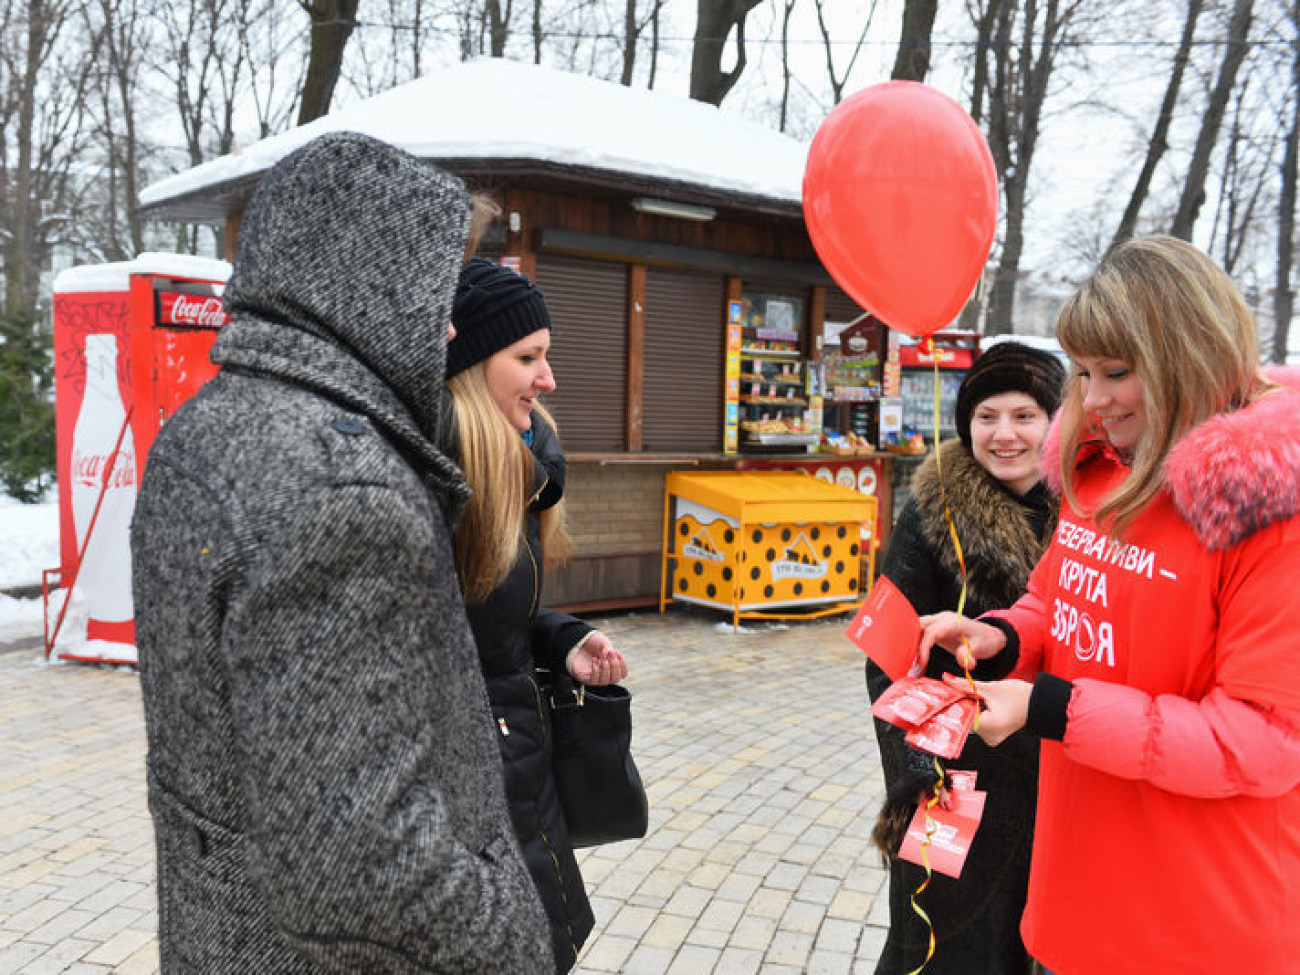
left=803, top=81, right=998, bottom=338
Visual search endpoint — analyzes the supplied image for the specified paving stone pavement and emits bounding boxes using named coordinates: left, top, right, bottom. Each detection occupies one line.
left=1, top=607, right=892, bottom=974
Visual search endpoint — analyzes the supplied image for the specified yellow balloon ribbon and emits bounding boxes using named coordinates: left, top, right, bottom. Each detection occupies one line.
left=906, top=764, right=946, bottom=975
left=925, top=341, right=979, bottom=702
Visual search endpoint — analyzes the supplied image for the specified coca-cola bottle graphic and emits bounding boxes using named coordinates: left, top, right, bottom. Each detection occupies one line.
left=69, top=332, right=137, bottom=655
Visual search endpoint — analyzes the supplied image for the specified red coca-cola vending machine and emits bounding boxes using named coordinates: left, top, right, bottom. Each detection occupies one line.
left=48, top=253, right=231, bottom=664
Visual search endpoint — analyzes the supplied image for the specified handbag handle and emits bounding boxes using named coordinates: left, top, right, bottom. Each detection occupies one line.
left=551, top=669, right=586, bottom=707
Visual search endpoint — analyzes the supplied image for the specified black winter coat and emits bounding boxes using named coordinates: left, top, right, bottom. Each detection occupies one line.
left=868, top=440, right=1057, bottom=975
left=443, top=403, right=596, bottom=972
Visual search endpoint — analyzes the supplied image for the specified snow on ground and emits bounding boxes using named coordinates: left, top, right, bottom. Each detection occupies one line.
left=0, top=491, right=61, bottom=643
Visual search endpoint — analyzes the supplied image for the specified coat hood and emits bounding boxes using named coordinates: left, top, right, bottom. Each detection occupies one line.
left=908, top=439, right=1057, bottom=612
left=1165, top=366, right=1300, bottom=550
left=214, top=132, right=470, bottom=474
left=1041, top=366, right=1300, bottom=551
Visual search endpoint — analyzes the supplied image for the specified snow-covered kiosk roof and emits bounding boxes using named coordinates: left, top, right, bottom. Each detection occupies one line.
left=139, top=58, right=810, bottom=223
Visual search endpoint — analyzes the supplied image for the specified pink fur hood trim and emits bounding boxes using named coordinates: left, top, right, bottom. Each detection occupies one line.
left=1038, top=366, right=1300, bottom=551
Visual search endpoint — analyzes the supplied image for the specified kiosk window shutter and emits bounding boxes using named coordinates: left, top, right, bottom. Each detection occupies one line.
left=534, top=255, right=628, bottom=452
left=642, top=268, right=724, bottom=453
left=825, top=287, right=868, bottom=325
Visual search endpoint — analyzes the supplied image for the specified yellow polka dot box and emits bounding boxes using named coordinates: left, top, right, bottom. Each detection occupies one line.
left=660, top=470, right=877, bottom=627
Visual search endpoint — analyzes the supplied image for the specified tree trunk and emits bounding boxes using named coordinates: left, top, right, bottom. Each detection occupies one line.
left=984, top=0, right=1070, bottom=334
left=1274, top=2, right=1300, bottom=365
left=959, top=0, right=1011, bottom=329
left=689, top=0, right=761, bottom=105
left=891, top=0, right=937, bottom=81
left=988, top=174, right=1028, bottom=335
left=967, top=0, right=1009, bottom=125
left=297, top=0, right=359, bottom=126
left=1112, top=0, right=1203, bottom=249
left=7, top=0, right=48, bottom=317
left=1170, top=0, right=1253, bottom=240
left=779, top=0, right=795, bottom=130
left=486, top=0, right=509, bottom=57
left=648, top=2, right=661, bottom=87
left=533, top=0, right=543, bottom=63
left=622, top=0, right=638, bottom=85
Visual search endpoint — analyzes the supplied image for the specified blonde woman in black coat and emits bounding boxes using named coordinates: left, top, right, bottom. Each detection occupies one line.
left=442, top=258, right=628, bottom=973
left=867, top=342, right=1065, bottom=975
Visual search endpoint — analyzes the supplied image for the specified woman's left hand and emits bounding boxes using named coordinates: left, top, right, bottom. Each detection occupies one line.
left=567, top=631, right=628, bottom=685
left=944, top=674, right=1032, bottom=747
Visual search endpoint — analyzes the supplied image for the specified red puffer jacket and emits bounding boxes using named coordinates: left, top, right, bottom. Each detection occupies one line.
left=989, top=368, right=1300, bottom=975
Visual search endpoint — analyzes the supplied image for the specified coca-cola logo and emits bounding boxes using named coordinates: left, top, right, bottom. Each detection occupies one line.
left=159, top=292, right=229, bottom=329
left=71, top=448, right=136, bottom=490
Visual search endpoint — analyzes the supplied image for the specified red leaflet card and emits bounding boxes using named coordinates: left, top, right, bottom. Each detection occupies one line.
left=948, top=769, right=979, bottom=792
left=870, top=677, right=968, bottom=731
left=905, top=697, right=981, bottom=759
left=897, top=789, right=988, bottom=879
left=844, top=576, right=921, bottom=681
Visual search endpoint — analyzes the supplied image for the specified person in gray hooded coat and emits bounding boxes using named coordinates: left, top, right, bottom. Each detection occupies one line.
left=130, top=131, right=553, bottom=974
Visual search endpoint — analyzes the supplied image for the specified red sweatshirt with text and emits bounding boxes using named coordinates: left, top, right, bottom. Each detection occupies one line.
left=988, top=369, right=1300, bottom=975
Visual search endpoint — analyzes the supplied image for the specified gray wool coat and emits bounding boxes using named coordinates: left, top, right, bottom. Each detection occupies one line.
left=131, top=132, right=553, bottom=974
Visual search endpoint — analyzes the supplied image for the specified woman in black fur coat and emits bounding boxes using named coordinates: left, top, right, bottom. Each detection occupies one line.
left=867, top=341, right=1065, bottom=975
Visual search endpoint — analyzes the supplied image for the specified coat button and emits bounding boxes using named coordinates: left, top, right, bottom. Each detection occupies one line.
left=185, top=824, right=206, bottom=858
left=332, top=416, right=366, bottom=436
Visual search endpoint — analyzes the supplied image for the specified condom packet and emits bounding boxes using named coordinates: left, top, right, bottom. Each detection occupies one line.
left=871, top=676, right=971, bottom=732
left=904, top=697, right=982, bottom=760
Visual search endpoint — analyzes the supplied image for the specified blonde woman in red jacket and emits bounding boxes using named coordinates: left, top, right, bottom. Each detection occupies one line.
left=919, top=236, right=1300, bottom=975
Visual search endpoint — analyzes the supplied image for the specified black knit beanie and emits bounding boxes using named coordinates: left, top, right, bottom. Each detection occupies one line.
left=447, top=258, right=551, bottom=378
left=954, top=341, right=1066, bottom=449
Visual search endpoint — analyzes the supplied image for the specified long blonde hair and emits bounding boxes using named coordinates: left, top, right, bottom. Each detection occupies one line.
left=447, top=361, right=570, bottom=602
left=1055, top=235, right=1268, bottom=536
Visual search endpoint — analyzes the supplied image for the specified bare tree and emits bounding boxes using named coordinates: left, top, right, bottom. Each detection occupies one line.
left=237, top=0, right=305, bottom=139
left=892, top=0, right=938, bottom=82
left=159, top=0, right=244, bottom=166
left=689, top=0, right=762, bottom=105
left=82, top=0, right=153, bottom=260
left=977, top=0, right=1089, bottom=334
left=2, top=0, right=91, bottom=316
left=1275, top=0, right=1300, bottom=364
left=967, top=0, right=1010, bottom=126
left=777, top=0, right=797, bottom=130
left=298, top=0, right=360, bottom=124
left=620, top=0, right=665, bottom=86
left=811, top=0, right=876, bottom=104
left=1207, top=75, right=1275, bottom=274
left=1171, top=0, right=1254, bottom=240
left=1111, top=0, right=1204, bottom=249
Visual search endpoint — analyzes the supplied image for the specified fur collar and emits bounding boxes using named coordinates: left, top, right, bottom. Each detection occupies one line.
left=1040, top=366, right=1300, bottom=551
left=908, top=440, right=1057, bottom=610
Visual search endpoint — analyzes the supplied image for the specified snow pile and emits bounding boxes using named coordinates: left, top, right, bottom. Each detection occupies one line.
left=0, top=492, right=60, bottom=642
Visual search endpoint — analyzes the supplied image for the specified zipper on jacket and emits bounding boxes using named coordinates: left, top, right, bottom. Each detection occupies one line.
left=526, top=534, right=540, bottom=617
left=525, top=470, right=548, bottom=618
left=528, top=472, right=549, bottom=508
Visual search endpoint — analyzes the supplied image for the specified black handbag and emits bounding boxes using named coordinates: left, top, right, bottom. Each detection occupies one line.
left=545, top=670, right=649, bottom=848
